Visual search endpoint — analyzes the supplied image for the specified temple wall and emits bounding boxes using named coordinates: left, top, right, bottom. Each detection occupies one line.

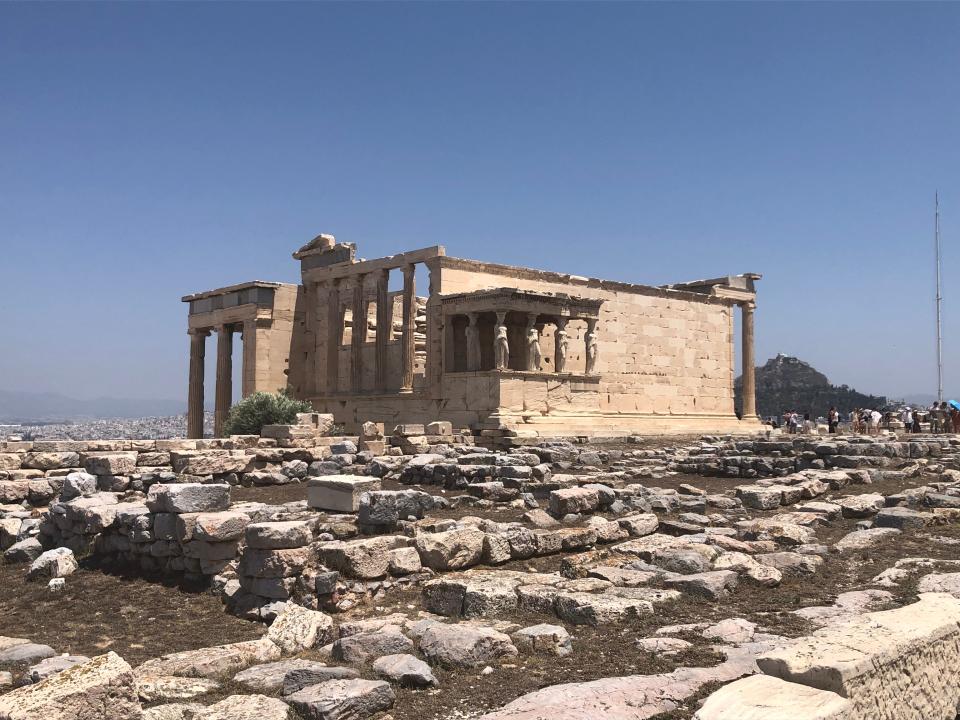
left=437, top=264, right=737, bottom=418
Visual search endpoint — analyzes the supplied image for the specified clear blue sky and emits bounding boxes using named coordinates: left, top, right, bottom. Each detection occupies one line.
left=2, top=2, right=958, bottom=407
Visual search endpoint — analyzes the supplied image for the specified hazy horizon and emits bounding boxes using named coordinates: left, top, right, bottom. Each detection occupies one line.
left=2, top=3, right=958, bottom=405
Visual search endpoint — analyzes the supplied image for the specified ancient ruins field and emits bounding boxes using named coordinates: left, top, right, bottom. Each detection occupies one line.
left=3, top=420, right=960, bottom=719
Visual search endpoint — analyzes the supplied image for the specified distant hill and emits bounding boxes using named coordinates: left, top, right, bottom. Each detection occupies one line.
left=735, top=355, right=887, bottom=418
left=0, top=390, right=184, bottom=423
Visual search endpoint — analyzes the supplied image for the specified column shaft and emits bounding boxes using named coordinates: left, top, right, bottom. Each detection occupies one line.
left=187, top=330, right=208, bottom=439
left=400, top=264, right=416, bottom=392
left=741, top=302, right=757, bottom=418
left=375, top=270, right=390, bottom=392
left=326, top=280, right=341, bottom=393
left=214, top=326, right=233, bottom=437
left=350, top=274, right=367, bottom=392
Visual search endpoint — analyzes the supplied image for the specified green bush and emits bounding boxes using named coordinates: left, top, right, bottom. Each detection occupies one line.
left=222, top=390, right=313, bottom=436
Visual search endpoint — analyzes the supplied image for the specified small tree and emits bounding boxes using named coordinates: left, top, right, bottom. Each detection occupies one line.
left=222, top=390, right=313, bottom=436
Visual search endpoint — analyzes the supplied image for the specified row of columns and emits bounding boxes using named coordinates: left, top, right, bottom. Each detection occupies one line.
left=457, top=311, right=600, bottom=374
left=186, top=322, right=247, bottom=439
left=318, top=262, right=418, bottom=395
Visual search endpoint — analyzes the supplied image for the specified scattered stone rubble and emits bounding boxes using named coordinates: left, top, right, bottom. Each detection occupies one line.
left=4, top=420, right=960, bottom=718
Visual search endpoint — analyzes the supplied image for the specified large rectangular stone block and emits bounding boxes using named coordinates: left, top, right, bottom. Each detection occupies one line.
left=757, top=592, right=960, bottom=720
left=146, top=483, right=230, bottom=514
left=308, top=476, right=381, bottom=512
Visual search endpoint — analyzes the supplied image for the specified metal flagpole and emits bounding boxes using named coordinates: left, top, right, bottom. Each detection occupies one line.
left=936, top=191, right=943, bottom=404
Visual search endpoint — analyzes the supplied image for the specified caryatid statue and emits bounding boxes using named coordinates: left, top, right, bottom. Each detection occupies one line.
left=585, top=319, right=599, bottom=374
left=527, top=325, right=542, bottom=371
left=555, top=319, right=569, bottom=373
left=494, top=322, right=510, bottom=370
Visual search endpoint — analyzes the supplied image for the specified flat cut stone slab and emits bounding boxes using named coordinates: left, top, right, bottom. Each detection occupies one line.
left=0, top=651, right=140, bottom=720
left=758, top=592, right=960, bottom=720
left=286, top=678, right=395, bottom=720
left=308, top=476, right=381, bottom=512
left=693, top=674, right=853, bottom=719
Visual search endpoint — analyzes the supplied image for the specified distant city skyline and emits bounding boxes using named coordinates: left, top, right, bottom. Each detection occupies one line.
left=1, top=2, right=958, bottom=406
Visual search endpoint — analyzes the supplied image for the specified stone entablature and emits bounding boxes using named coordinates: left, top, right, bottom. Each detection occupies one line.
left=183, top=232, right=762, bottom=438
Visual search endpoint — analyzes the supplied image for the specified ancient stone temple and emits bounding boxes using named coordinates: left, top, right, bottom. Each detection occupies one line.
left=183, top=233, right=761, bottom=438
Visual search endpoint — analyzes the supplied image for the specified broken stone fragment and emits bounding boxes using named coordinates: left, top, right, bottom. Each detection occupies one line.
left=372, top=653, right=438, bottom=687
left=285, top=678, right=395, bottom=720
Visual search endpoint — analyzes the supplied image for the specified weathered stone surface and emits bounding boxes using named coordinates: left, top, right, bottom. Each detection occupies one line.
left=0, top=651, right=140, bottom=720
left=693, top=674, right=852, bottom=719
left=83, top=452, right=137, bottom=476
left=27, top=548, right=77, bottom=582
left=317, top=536, right=406, bottom=580
left=143, top=704, right=204, bottom=720
left=838, top=493, right=886, bottom=519
left=232, top=659, right=332, bottom=693
left=477, top=651, right=758, bottom=719
left=192, top=512, right=250, bottom=542
left=419, top=623, right=518, bottom=668
left=834, top=527, right=900, bottom=552
left=873, top=507, right=931, bottom=530
left=245, top=521, right=312, bottom=549
left=135, top=639, right=281, bottom=679
left=3, top=537, right=43, bottom=564
left=665, top=570, right=739, bottom=600
left=617, top=514, right=659, bottom=537
left=0, top=642, right=55, bottom=664
left=192, top=694, right=291, bottom=720
left=267, top=604, right=334, bottom=654
left=285, top=678, right=395, bottom=720
left=414, top=528, right=485, bottom=571
left=371, top=653, right=437, bottom=687
left=281, top=666, right=361, bottom=696
left=25, top=655, right=89, bottom=683
left=512, top=624, right=572, bottom=656
left=334, top=627, right=414, bottom=664
left=137, top=675, right=220, bottom=702
left=759, top=592, right=960, bottom=720
left=238, top=547, right=310, bottom=578
left=549, top=488, right=599, bottom=516
left=146, top=484, right=230, bottom=514
left=736, top=485, right=783, bottom=510
left=308, top=476, right=381, bottom=512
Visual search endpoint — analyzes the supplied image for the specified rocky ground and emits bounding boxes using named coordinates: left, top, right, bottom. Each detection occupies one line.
left=3, top=426, right=960, bottom=719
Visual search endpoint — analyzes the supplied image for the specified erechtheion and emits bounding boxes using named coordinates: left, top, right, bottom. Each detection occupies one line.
left=182, top=234, right=761, bottom=439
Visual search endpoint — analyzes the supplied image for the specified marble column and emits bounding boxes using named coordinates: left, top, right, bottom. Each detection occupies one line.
left=350, top=274, right=367, bottom=393
left=214, top=325, right=233, bottom=437
left=554, top=317, right=568, bottom=373
left=326, top=279, right=341, bottom=393
left=400, top=263, right=416, bottom=393
left=375, top=269, right=390, bottom=392
left=465, top=312, right=480, bottom=371
left=740, top=301, right=757, bottom=418
left=187, top=328, right=209, bottom=439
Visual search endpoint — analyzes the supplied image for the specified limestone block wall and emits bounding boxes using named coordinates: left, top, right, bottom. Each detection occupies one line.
left=437, top=261, right=737, bottom=419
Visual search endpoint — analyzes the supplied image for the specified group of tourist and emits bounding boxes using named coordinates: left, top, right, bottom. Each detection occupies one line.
left=770, top=403, right=960, bottom=435
left=898, top=403, right=960, bottom=434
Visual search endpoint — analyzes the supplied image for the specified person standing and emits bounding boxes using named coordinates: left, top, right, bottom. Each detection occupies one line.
left=828, top=407, right=839, bottom=434
left=901, top=407, right=913, bottom=435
